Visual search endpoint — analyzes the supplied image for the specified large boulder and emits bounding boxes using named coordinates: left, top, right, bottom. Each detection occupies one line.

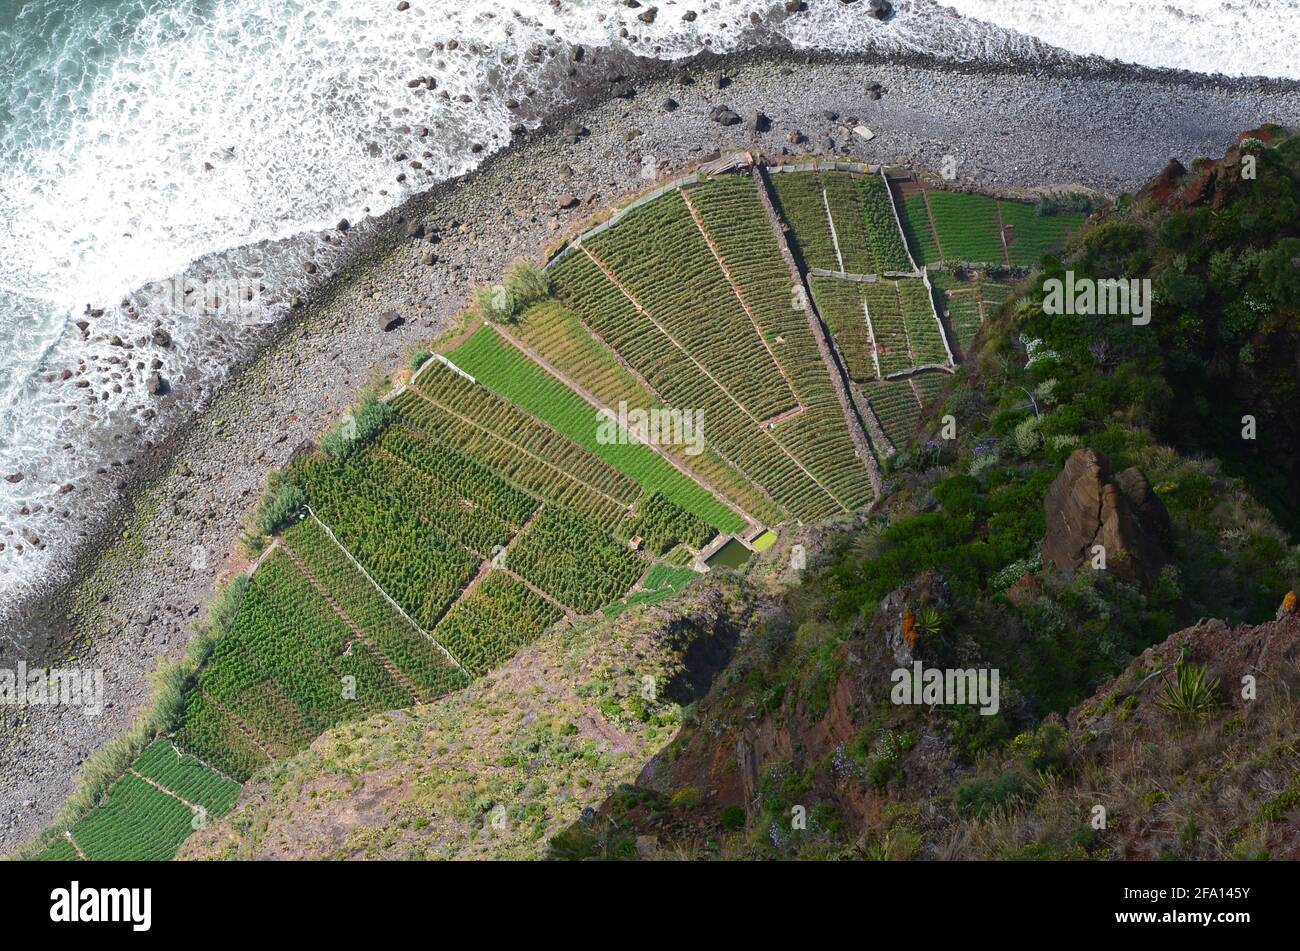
left=1041, top=448, right=1169, bottom=590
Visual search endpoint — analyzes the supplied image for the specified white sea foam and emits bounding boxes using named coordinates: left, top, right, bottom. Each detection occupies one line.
left=0, top=0, right=1290, bottom=620
left=945, top=0, right=1300, bottom=79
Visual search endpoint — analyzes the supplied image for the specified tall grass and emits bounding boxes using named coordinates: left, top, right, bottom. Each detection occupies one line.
left=474, top=259, right=552, bottom=322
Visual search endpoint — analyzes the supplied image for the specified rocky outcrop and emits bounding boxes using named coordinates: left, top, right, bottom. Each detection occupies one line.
left=1041, top=448, right=1170, bottom=590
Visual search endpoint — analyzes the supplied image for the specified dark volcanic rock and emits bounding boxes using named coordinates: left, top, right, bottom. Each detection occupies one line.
left=710, top=105, right=741, bottom=126
left=1041, top=448, right=1168, bottom=590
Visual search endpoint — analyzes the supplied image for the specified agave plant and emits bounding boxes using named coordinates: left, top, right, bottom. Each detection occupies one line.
left=915, top=605, right=945, bottom=637
left=1156, top=660, right=1220, bottom=720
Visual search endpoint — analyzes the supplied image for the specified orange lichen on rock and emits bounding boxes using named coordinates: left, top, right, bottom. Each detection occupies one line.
left=1283, top=591, right=1298, bottom=615
left=902, top=607, right=919, bottom=649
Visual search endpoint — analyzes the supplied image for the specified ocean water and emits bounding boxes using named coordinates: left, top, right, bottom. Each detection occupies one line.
left=0, top=0, right=1293, bottom=622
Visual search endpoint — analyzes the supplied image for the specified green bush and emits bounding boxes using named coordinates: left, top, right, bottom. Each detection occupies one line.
left=407, top=348, right=433, bottom=372
left=955, top=770, right=1034, bottom=818
left=721, top=804, right=747, bottom=830
left=253, top=474, right=305, bottom=536
left=320, top=393, right=391, bottom=461
left=475, top=259, right=551, bottom=322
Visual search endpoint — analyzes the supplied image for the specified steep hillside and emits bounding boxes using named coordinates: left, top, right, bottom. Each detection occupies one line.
left=180, top=578, right=765, bottom=860
left=555, top=591, right=1300, bottom=861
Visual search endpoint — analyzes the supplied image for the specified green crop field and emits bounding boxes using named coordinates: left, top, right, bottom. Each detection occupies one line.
left=929, top=269, right=982, bottom=357
left=863, top=377, right=924, bottom=450
left=131, top=740, right=242, bottom=815
left=174, top=690, right=270, bottom=782
left=897, top=278, right=950, bottom=366
left=770, top=171, right=914, bottom=277
left=432, top=571, right=562, bottom=677
left=447, top=325, right=743, bottom=534
left=512, top=301, right=783, bottom=526
left=686, top=174, right=874, bottom=511
left=282, top=517, right=471, bottom=698
left=584, top=189, right=798, bottom=421
left=65, top=773, right=198, bottom=861
left=769, top=171, right=841, bottom=271
left=926, top=191, right=1006, bottom=265
left=899, top=191, right=942, bottom=266
left=552, top=247, right=845, bottom=523
left=811, top=275, right=875, bottom=382
left=294, top=453, right=482, bottom=628
left=898, top=188, right=1084, bottom=269
left=998, top=200, right=1086, bottom=266
left=820, top=172, right=874, bottom=274
left=856, top=174, right=914, bottom=273
left=911, top=371, right=950, bottom=408
left=861, top=281, right=915, bottom=377
left=36, top=740, right=242, bottom=861
left=508, top=505, right=645, bottom=613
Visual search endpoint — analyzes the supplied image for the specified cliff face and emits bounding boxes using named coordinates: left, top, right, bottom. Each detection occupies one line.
left=554, top=587, right=1300, bottom=861
left=1132, top=124, right=1300, bottom=535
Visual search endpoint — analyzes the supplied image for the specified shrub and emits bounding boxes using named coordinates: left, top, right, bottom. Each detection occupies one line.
left=1157, top=660, right=1219, bottom=720
left=721, top=804, right=747, bottom=830
left=1009, top=722, right=1070, bottom=774
left=407, top=348, right=433, bottom=372
left=209, top=573, right=250, bottom=639
left=1013, top=416, right=1042, bottom=456
left=955, top=770, right=1034, bottom=818
left=253, top=474, right=305, bottom=536
left=320, top=393, right=391, bottom=461
left=670, top=787, right=703, bottom=810
left=475, top=259, right=551, bottom=322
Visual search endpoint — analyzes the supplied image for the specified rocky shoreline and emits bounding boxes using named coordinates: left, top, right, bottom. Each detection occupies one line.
left=4, top=43, right=1299, bottom=853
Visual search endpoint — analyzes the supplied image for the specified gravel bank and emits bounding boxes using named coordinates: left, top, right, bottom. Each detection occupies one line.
left=4, top=45, right=1298, bottom=853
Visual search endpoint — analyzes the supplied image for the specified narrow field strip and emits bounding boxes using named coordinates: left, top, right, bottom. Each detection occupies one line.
left=294, top=510, right=472, bottom=680
left=679, top=185, right=803, bottom=404
left=280, top=542, right=423, bottom=703
left=405, top=384, right=634, bottom=517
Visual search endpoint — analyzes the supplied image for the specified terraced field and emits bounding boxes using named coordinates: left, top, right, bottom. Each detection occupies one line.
left=34, top=741, right=240, bottom=861
left=810, top=276, right=875, bottom=382
left=770, top=169, right=916, bottom=277
left=930, top=268, right=1016, bottom=357
left=999, top=201, right=1086, bottom=266
left=895, top=182, right=1085, bottom=268
left=35, top=160, right=1074, bottom=862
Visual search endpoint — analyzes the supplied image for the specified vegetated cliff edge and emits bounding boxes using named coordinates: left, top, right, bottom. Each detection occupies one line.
left=180, top=577, right=768, bottom=860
